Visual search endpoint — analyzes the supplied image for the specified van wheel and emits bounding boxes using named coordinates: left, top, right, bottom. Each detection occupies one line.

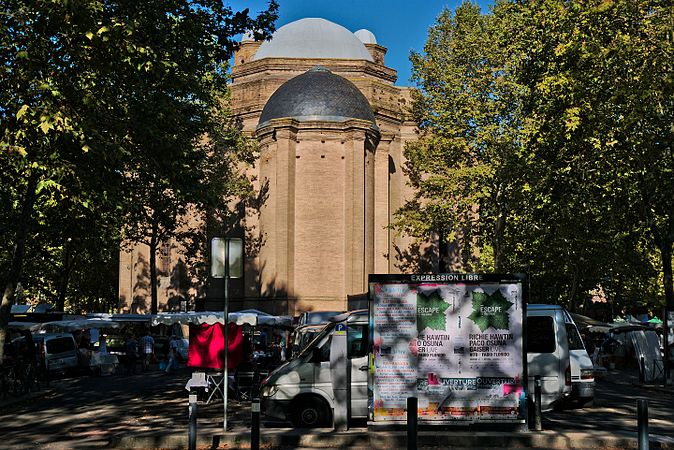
left=291, top=397, right=331, bottom=428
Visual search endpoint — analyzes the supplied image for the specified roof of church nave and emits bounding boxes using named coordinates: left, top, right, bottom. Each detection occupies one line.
left=257, top=66, right=377, bottom=128
left=252, top=18, right=375, bottom=62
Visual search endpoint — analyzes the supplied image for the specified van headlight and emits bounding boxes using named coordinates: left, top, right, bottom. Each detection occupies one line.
left=260, top=384, right=278, bottom=397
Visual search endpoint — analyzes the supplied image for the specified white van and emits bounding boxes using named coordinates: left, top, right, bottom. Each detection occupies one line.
left=527, top=304, right=594, bottom=410
left=526, top=304, right=576, bottom=411
left=261, top=310, right=368, bottom=427
left=261, top=305, right=584, bottom=426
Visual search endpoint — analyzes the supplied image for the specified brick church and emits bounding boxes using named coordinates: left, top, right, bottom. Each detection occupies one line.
left=118, top=18, right=434, bottom=316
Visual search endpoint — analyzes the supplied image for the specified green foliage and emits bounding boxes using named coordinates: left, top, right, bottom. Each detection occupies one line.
left=512, top=0, right=673, bottom=311
left=0, top=0, right=278, bottom=329
left=398, top=2, right=530, bottom=273
left=400, top=0, right=672, bottom=314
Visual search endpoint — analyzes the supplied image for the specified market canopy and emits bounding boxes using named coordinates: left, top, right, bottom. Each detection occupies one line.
left=151, top=311, right=293, bottom=328
left=8, top=321, right=39, bottom=331
left=32, top=318, right=124, bottom=333
left=85, top=313, right=153, bottom=323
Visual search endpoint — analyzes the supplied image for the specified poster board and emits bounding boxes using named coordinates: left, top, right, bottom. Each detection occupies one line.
left=369, top=274, right=527, bottom=424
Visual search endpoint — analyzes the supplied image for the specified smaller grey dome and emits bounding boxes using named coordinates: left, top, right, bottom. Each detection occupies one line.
left=257, top=67, right=376, bottom=128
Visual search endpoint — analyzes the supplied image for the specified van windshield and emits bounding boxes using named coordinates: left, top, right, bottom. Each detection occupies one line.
left=296, top=322, right=335, bottom=359
left=565, top=323, right=585, bottom=350
left=46, top=337, right=75, bottom=354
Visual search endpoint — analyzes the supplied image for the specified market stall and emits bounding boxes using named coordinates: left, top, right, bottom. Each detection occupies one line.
left=151, top=310, right=292, bottom=400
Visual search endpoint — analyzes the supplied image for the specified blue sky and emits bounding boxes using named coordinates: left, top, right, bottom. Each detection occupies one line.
left=228, top=0, right=492, bottom=86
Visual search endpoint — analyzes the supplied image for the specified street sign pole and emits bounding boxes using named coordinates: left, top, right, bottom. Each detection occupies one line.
left=223, top=241, right=228, bottom=433
left=211, top=237, right=243, bottom=434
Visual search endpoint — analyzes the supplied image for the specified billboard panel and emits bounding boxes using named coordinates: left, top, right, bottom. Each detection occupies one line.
left=369, top=274, right=526, bottom=423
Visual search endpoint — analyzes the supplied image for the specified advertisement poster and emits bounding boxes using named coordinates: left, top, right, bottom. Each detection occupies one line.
left=369, top=274, right=526, bottom=423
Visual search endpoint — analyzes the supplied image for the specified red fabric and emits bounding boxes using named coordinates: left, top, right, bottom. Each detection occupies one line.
left=187, top=323, right=244, bottom=370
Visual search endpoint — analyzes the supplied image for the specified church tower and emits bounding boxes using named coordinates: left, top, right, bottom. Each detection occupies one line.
left=220, top=18, right=419, bottom=314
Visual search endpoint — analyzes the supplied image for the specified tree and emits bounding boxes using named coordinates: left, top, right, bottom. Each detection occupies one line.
left=399, top=0, right=668, bottom=317
left=396, top=2, right=531, bottom=272
left=0, top=0, right=278, bottom=360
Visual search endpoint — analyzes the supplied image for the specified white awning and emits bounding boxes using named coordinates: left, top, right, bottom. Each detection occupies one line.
left=32, top=318, right=123, bottom=333
left=151, top=311, right=293, bottom=328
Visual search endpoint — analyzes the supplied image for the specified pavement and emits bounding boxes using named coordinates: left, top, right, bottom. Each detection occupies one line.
left=0, top=364, right=672, bottom=449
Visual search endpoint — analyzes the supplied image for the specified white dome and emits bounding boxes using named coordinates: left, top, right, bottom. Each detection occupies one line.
left=241, top=30, right=256, bottom=42
left=354, top=29, right=377, bottom=45
left=253, top=18, right=373, bottom=61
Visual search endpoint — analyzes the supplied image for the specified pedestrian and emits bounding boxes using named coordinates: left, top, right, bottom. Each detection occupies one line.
left=125, top=334, right=138, bottom=375
left=98, top=335, right=108, bottom=353
left=139, top=331, right=155, bottom=371
left=164, top=335, right=179, bottom=375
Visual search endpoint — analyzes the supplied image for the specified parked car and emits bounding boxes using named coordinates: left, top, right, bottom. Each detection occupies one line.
left=32, top=333, right=79, bottom=374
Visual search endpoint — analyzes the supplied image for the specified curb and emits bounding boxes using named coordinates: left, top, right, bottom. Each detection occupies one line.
left=112, top=428, right=674, bottom=449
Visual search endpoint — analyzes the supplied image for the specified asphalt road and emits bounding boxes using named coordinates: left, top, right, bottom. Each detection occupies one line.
left=0, top=365, right=672, bottom=449
left=544, top=369, right=674, bottom=440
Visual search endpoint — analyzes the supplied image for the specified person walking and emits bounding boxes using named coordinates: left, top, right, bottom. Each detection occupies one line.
left=164, top=336, right=179, bottom=375
left=139, top=332, right=155, bottom=371
left=125, top=334, right=138, bottom=375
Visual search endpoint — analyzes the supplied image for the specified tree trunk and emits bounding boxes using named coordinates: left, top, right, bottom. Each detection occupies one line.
left=568, top=265, right=580, bottom=313
left=149, top=220, right=159, bottom=315
left=55, top=242, right=77, bottom=312
left=493, top=206, right=507, bottom=273
left=0, top=173, right=39, bottom=362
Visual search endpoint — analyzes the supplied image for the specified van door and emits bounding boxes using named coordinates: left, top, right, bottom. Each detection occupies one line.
left=526, top=314, right=564, bottom=410
left=348, top=323, right=369, bottom=418
left=313, top=334, right=334, bottom=400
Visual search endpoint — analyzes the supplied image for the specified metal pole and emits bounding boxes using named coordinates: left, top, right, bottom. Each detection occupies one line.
left=637, top=398, right=649, bottom=450
left=407, top=396, right=417, bottom=450
left=188, top=390, right=197, bottom=450
left=223, top=240, right=229, bottom=433
left=534, top=375, right=542, bottom=431
left=251, top=397, right=260, bottom=450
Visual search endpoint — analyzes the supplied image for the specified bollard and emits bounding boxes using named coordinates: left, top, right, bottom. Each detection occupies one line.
left=637, top=399, right=649, bottom=450
left=251, top=398, right=260, bottom=450
left=188, top=390, right=198, bottom=450
left=533, top=375, right=542, bottom=431
left=407, top=396, right=418, bottom=450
